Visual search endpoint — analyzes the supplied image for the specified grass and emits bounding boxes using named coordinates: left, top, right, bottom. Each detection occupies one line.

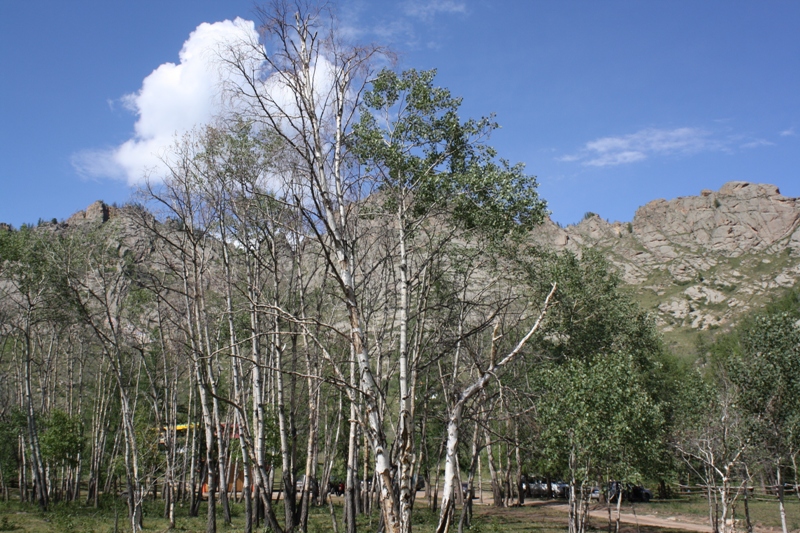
left=615, top=241, right=800, bottom=358
left=0, top=493, right=798, bottom=532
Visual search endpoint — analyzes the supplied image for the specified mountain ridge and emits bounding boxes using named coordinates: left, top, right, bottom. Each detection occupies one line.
left=6, top=181, right=798, bottom=353
left=533, top=181, right=800, bottom=351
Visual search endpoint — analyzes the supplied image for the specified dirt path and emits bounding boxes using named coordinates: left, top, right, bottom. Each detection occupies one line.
left=541, top=502, right=713, bottom=532
left=586, top=506, right=713, bottom=532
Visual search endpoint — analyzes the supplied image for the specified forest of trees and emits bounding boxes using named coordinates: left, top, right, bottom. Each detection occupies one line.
left=0, top=3, right=798, bottom=533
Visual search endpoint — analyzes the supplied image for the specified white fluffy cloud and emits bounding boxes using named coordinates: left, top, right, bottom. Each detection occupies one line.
left=73, top=18, right=258, bottom=185
left=559, top=127, right=723, bottom=167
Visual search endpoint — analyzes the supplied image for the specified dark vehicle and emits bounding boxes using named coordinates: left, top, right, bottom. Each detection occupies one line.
left=608, top=482, right=651, bottom=503
left=628, top=484, right=652, bottom=502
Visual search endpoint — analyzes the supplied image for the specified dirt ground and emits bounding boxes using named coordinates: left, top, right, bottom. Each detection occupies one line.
left=472, top=496, right=794, bottom=533
left=457, top=490, right=712, bottom=532
left=548, top=502, right=713, bottom=532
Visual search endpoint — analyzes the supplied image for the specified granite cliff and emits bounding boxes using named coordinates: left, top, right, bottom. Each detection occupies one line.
left=535, top=181, right=800, bottom=351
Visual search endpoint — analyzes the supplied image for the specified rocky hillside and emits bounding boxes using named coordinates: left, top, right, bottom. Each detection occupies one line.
left=7, top=183, right=798, bottom=355
left=534, top=181, right=800, bottom=353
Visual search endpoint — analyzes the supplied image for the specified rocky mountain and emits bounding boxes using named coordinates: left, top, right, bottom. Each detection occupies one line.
left=7, top=182, right=798, bottom=354
left=534, top=181, right=800, bottom=352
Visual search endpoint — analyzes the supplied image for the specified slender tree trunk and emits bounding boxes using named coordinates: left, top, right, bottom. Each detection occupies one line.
left=299, top=306, right=322, bottom=533
left=777, top=464, right=788, bottom=533
left=514, top=421, right=523, bottom=506
left=23, top=322, right=48, bottom=510
left=458, top=420, right=481, bottom=533
left=396, top=210, right=416, bottom=533
left=188, top=376, right=200, bottom=516
left=19, top=435, right=28, bottom=503
left=485, top=432, right=503, bottom=507
left=247, top=266, right=283, bottom=533
left=568, top=446, right=576, bottom=533
left=436, top=403, right=463, bottom=533
left=220, top=230, right=252, bottom=533
left=321, top=393, right=343, bottom=506
left=705, top=466, right=716, bottom=533
left=275, top=335, right=297, bottom=532
left=345, top=351, right=359, bottom=533
left=743, top=466, right=753, bottom=533
left=238, top=420, right=254, bottom=533
left=196, top=371, right=218, bottom=533
left=118, top=383, right=143, bottom=533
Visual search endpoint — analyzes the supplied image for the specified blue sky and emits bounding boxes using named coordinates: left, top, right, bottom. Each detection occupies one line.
left=1, top=0, right=798, bottom=228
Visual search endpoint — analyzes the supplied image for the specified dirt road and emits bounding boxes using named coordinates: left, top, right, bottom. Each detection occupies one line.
left=543, top=502, right=713, bottom=532
left=587, top=506, right=713, bottom=532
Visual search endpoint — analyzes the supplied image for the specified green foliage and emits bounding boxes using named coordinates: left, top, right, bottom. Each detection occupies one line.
left=727, top=310, right=800, bottom=454
left=0, top=225, right=78, bottom=326
left=0, top=416, right=21, bottom=478
left=353, top=68, right=546, bottom=240
left=524, top=250, right=663, bottom=368
left=762, top=285, right=800, bottom=318
left=39, top=409, right=85, bottom=467
left=512, top=249, right=690, bottom=480
left=535, top=352, right=663, bottom=481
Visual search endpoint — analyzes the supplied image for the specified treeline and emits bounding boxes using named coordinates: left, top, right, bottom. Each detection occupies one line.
left=0, top=4, right=798, bottom=533
left=0, top=197, right=681, bottom=533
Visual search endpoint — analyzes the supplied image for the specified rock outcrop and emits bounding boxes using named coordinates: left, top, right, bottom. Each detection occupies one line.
left=633, top=182, right=799, bottom=258
left=66, top=200, right=116, bottom=225
left=534, top=182, right=800, bottom=348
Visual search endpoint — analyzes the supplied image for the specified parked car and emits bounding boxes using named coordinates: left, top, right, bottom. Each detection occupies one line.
left=552, top=481, right=569, bottom=498
left=295, top=475, right=319, bottom=497
left=608, top=482, right=652, bottom=503
left=628, top=484, right=652, bottom=503
left=530, top=480, right=550, bottom=498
